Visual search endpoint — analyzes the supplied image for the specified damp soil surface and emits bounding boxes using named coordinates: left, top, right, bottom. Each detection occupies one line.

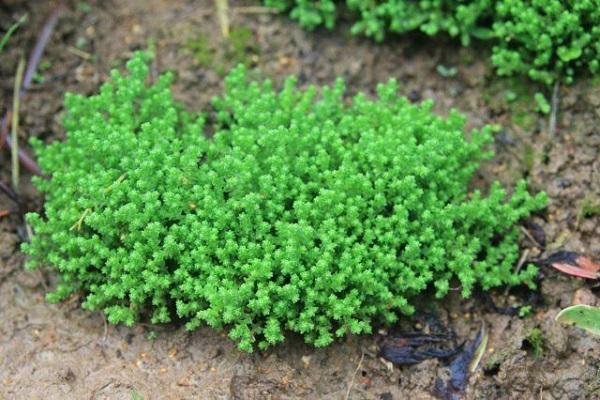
left=1, top=1, right=600, bottom=399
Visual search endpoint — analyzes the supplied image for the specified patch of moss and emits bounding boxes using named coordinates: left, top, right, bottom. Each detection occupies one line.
left=482, top=76, right=541, bottom=127
left=576, top=196, right=600, bottom=227
left=511, top=111, right=536, bottom=131
left=522, top=144, right=535, bottom=173
left=484, top=348, right=510, bottom=372
left=518, top=305, right=532, bottom=318
left=228, top=27, right=258, bottom=65
left=525, top=327, right=545, bottom=358
left=183, top=26, right=259, bottom=76
left=185, top=33, right=214, bottom=68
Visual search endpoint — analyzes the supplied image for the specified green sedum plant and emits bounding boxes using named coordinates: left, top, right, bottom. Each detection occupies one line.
left=264, top=0, right=600, bottom=85
left=265, top=0, right=494, bottom=43
left=492, top=0, right=600, bottom=85
left=346, top=0, right=493, bottom=44
left=24, top=52, right=547, bottom=351
left=264, top=0, right=337, bottom=30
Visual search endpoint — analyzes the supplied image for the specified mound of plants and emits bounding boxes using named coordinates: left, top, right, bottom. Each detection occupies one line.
left=24, top=52, right=546, bottom=351
left=265, top=0, right=600, bottom=85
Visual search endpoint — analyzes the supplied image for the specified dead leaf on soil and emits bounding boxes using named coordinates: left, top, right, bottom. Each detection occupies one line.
left=539, top=251, right=600, bottom=280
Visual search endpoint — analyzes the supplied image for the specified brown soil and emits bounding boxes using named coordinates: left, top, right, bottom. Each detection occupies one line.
left=1, top=1, right=599, bottom=399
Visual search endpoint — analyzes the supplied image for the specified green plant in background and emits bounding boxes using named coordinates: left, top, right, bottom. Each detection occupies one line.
left=347, top=0, right=494, bottom=44
left=266, top=0, right=494, bottom=43
left=492, top=0, right=600, bottom=85
left=24, top=52, right=546, bottom=352
left=184, top=26, right=259, bottom=76
left=518, top=305, right=532, bottom=318
left=264, top=0, right=337, bottom=29
left=576, top=196, right=600, bottom=227
left=0, top=14, right=27, bottom=53
left=264, top=0, right=600, bottom=85
left=525, top=327, right=545, bottom=358
left=533, top=92, right=550, bottom=114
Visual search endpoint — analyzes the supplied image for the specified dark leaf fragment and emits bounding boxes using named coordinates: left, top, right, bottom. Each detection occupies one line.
left=522, top=220, right=546, bottom=247
left=434, top=325, right=488, bottom=400
left=379, top=332, right=459, bottom=365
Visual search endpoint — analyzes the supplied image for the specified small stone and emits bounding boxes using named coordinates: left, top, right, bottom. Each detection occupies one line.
left=301, top=355, right=311, bottom=367
left=0, top=232, right=17, bottom=259
left=572, top=287, right=597, bottom=306
left=541, top=310, right=569, bottom=355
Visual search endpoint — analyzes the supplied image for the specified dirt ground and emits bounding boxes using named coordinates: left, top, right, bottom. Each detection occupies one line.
left=1, top=0, right=599, bottom=399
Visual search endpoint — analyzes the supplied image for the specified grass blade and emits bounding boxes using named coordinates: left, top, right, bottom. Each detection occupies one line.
left=0, top=14, right=27, bottom=53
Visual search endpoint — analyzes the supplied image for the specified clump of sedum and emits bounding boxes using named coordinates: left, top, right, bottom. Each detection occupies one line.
left=492, top=0, right=600, bottom=85
left=265, top=0, right=600, bottom=85
left=24, top=53, right=546, bottom=351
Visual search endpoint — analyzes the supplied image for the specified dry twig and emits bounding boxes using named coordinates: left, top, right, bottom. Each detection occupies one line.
left=215, top=0, right=230, bottom=38
left=504, top=248, right=530, bottom=296
left=520, top=225, right=544, bottom=249
left=549, top=80, right=559, bottom=136
left=232, top=6, right=279, bottom=14
left=345, top=351, right=365, bottom=400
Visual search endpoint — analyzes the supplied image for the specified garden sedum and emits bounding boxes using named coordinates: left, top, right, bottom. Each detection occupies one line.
left=265, top=0, right=600, bottom=85
left=24, top=52, right=546, bottom=351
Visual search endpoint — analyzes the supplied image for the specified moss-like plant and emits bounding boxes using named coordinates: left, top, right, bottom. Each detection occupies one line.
left=347, top=0, right=494, bottom=44
left=492, top=0, right=600, bottom=85
left=265, top=0, right=494, bottom=43
left=525, top=327, right=545, bottom=358
left=264, top=0, right=600, bottom=85
left=24, top=53, right=546, bottom=351
left=264, top=0, right=337, bottom=30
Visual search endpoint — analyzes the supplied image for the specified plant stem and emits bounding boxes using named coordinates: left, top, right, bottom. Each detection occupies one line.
left=12, top=57, right=25, bottom=192
left=215, top=0, right=230, bottom=38
left=549, top=80, right=559, bottom=136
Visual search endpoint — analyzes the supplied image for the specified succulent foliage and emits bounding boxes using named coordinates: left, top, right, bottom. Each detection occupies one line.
left=265, top=0, right=600, bottom=85
left=492, top=0, right=600, bottom=85
left=24, top=53, right=546, bottom=351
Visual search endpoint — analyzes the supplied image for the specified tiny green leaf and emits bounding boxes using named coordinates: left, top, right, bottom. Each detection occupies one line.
left=557, top=46, right=582, bottom=62
left=534, top=92, right=551, bottom=114
left=0, top=14, right=27, bottom=53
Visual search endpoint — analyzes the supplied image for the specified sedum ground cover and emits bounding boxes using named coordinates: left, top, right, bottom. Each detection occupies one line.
left=265, top=0, right=600, bottom=85
left=24, top=53, right=546, bottom=351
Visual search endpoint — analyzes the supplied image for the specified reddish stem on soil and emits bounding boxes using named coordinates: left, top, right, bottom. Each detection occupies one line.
left=0, top=111, right=7, bottom=150
left=21, top=1, right=65, bottom=94
left=0, top=113, right=42, bottom=176
left=0, top=2, right=65, bottom=177
left=0, top=180, right=20, bottom=205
